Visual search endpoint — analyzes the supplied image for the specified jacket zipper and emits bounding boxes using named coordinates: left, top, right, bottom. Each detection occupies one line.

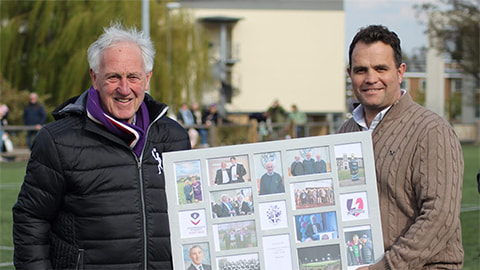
left=137, top=106, right=168, bottom=270
left=76, top=249, right=84, bottom=270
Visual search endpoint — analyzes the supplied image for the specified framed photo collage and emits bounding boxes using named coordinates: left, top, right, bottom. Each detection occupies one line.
left=163, top=131, right=384, bottom=270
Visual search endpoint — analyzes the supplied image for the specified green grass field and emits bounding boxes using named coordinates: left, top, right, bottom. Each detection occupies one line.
left=1, top=144, right=479, bottom=269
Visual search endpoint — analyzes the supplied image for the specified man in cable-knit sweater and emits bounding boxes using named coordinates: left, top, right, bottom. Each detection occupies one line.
left=338, top=25, right=463, bottom=269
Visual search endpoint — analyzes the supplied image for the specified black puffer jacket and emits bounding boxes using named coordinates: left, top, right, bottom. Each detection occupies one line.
left=13, top=91, right=190, bottom=269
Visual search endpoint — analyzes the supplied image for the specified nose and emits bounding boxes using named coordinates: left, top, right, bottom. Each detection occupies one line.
left=117, top=77, right=130, bottom=95
left=365, top=70, right=378, bottom=84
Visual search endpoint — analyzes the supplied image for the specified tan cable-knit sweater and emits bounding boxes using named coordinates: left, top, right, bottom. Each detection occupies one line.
left=338, top=92, right=464, bottom=269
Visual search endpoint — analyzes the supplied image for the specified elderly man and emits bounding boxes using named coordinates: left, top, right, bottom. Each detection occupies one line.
left=13, top=23, right=190, bottom=269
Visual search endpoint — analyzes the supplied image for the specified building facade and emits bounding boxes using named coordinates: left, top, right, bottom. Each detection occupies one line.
left=179, top=0, right=346, bottom=129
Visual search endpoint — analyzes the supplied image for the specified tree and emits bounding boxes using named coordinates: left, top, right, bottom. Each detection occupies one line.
left=0, top=0, right=212, bottom=111
left=415, top=0, right=479, bottom=81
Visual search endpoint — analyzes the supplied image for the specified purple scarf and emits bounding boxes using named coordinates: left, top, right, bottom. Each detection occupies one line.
left=86, top=87, right=150, bottom=157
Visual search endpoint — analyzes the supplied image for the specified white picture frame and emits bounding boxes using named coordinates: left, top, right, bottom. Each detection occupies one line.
left=164, top=131, right=384, bottom=270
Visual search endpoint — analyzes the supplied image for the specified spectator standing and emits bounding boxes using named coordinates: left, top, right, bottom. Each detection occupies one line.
left=265, top=99, right=287, bottom=139
left=177, top=103, right=199, bottom=148
left=0, top=102, right=9, bottom=160
left=191, top=102, right=208, bottom=147
left=23, top=92, right=47, bottom=150
left=288, top=104, right=307, bottom=137
left=203, top=103, right=221, bottom=126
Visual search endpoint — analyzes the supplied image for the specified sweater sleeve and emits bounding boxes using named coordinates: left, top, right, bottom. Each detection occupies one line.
left=13, top=127, right=65, bottom=269
left=376, top=124, right=464, bottom=269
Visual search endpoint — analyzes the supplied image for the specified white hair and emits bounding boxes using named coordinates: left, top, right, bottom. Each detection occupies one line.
left=87, top=22, right=155, bottom=74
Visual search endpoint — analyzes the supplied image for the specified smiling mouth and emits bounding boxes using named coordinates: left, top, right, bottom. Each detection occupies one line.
left=361, top=88, right=382, bottom=92
left=115, top=98, right=132, bottom=103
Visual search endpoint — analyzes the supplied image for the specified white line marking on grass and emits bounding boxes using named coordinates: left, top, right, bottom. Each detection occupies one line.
left=0, top=246, right=13, bottom=250
left=0, top=183, right=21, bottom=189
left=0, top=262, right=14, bottom=267
left=461, top=205, right=480, bottom=212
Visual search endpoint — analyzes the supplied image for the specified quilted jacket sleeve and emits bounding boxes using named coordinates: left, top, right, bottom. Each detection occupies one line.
left=13, top=127, right=65, bottom=269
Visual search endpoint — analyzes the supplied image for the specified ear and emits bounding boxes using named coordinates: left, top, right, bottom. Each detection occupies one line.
left=89, top=69, right=98, bottom=89
left=347, top=67, right=352, bottom=78
left=145, top=71, right=153, bottom=91
left=397, top=63, right=406, bottom=84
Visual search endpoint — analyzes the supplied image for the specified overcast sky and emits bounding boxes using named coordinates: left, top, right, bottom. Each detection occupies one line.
left=345, top=0, right=432, bottom=56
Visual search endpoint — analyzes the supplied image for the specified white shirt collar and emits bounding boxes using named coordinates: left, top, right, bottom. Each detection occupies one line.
left=352, top=89, right=406, bottom=131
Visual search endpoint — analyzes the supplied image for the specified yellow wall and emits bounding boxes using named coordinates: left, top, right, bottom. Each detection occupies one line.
left=191, top=8, right=346, bottom=114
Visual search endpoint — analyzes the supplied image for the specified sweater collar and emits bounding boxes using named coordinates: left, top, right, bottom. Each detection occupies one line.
left=352, top=89, right=406, bottom=131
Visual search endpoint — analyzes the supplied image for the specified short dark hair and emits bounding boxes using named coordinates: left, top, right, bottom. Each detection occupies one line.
left=348, top=25, right=402, bottom=69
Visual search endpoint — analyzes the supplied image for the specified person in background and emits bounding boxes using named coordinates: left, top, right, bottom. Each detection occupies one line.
left=265, top=99, right=287, bottom=139
left=191, top=102, right=208, bottom=147
left=23, top=92, right=47, bottom=150
left=12, top=23, right=190, bottom=269
left=0, top=102, right=9, bottom=161
left=177, top=103, right=195, bottom=126
left=288, top=104, right=307, bottom=137
left=177, top=103, right=199, bottom=148
left=338, top=25, right=463, bottom=269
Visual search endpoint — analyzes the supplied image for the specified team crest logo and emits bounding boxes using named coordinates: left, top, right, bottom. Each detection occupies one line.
left=261, top=152, right=277, bottom=169
left=346, top=197, right=365, bottom=217
left=190, top=212, right=201, bottom=225
left=300, top=148, right=314, bottom=159
left=266, top=204, right=282, bottom=224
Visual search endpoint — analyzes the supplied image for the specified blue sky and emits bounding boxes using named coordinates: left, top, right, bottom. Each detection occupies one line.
left=345, top=0, right=431, bottom=56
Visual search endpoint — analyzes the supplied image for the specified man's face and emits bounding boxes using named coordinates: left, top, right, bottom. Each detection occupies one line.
left=189, top=247, right=204, bottom=265
left=348, top=41, right=405, bottom=117
left=266, top=163, right=274, bottom=173
left=90, top=41, right=152, bottom=124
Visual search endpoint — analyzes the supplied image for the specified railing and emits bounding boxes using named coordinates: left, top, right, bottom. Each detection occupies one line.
left=2, top=120, right=478, bottom=161
left=181, top=121, right=331, bottom=147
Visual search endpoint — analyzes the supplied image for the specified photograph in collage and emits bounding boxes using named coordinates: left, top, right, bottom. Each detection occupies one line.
left=183, top=242, right=211, bottom=270
left=297, top=244, right=341, bottom=270
left=290, top=179, right=335, bottom=210
left=294, top=211, right=338, bottom=243
left=174, top=160, right=203, bottom=204
left=207, top=155, right=251, bottom=185
left=210, top=188, right=254, bottom=218
left=254, top=151, right=284, bottom=196
left=286, top=146, right=331, bottom=177
left=344, top=225, right=375, bottom=269
left=213, top=220, right=257, bottom=251
left=334, top=143, right=366, bottom=187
